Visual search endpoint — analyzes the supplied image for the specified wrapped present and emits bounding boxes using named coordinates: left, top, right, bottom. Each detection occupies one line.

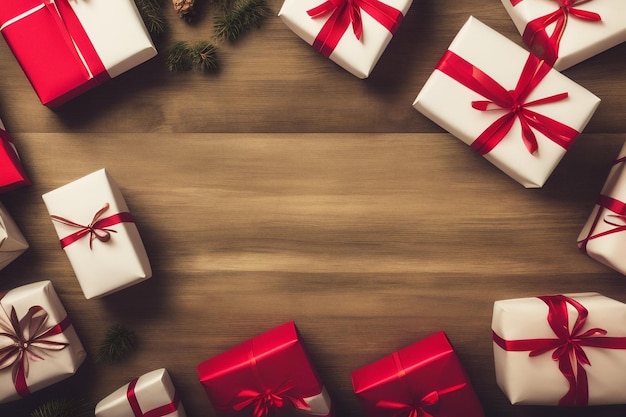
left=278, top=0, right=412, bottom=79
left=0, top=118, right=29, bottom=193
left=351, top=331, right=484, bottom=417
left=197, top=321, right=333, bottom=417
left=95, top=368, right=186, bottom=417
left=501, top=0, right=626, bottom=71
left=492, top=293, right=626, bottom=405
left=0, top=280, right=86, bottom=403
left=413, top=16, right=600, bottom=188
left=42, top=169, right=152, bottom=299
left=0, top=202, right=28, bottom=271
left=0, top=0, right=157, bottom=108
left=578, top=144, right=626, bottom=275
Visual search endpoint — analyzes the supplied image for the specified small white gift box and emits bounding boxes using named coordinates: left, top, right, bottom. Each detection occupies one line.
left=42, top=169, right=152, bottom=299
left=413, top=16, right=600, bottom=188
left=0, top=0, right=157, bottom=107
left=492, top=292, right=626, bottom=405
left=0, top=202, right=28, bottom=271
left=95, top=368, right=186, bottom=417
left=278, top=0, right=413, bottom=79
left=0, top=280, right=86, bottom=403
left=578, top=142, right=626, bottom=275
left=501, top=0, right=626, bottom=71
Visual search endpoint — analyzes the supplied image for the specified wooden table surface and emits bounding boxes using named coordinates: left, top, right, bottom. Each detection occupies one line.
left=1, top=1, right=626, bottom=416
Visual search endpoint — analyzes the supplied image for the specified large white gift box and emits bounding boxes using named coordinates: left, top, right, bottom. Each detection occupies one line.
left=413, top=16, right=600, bottom=188
left=501, top=0, right=626, bottom=71
left=42, top=169, right=152, bottom=299
left=95, top=368, right=186, bottom=417
left=0, top=0, right=157, bottom=107
left=0, top=202, right=28, bottom=271
left=278, top=0, right=413, bottom=79
left=0, top=280, right=86, bottom=403
left=578, top=142, right=626, bottom=275
left=492, top=292, right=626, bottom=406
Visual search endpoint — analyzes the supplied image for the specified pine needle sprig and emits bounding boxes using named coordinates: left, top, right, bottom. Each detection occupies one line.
left=214, top=0, right=271, bottom=42
left=167, top=41, right=219, bottom=72
left=166, top=42, right=194, bottom=71
left=134, top=0, right=167, bottom=36
left=30, top=398, right=89, bottom=417
left=192, top=41, right=219, bottom=71
left=96, top=324, right=137, bottom=364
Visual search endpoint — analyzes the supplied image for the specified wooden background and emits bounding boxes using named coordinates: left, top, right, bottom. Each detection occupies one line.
left=1, top=0, right=626, bottom=416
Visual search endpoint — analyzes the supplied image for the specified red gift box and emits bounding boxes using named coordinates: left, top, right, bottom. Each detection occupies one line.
left=0, top=127, right=29, bottom=193
left=351, top=331, right=484, bottom=417
left=197, top=321, right=333, bottom=417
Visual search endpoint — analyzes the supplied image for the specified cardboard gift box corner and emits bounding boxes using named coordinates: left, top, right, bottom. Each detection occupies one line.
left=278, top=0, right=413, bottom=79
left=492, top=292, right=626, bottom=406
left=0, top=0, right=157, bottom=107
left=501, top=0, right=626, bottom=71
left=0, top=280, right=86, bottom=403
left=42, top=168, right=152, bottom=299
left=351, top=331, right=485, bottom=417
left=413, top=16, right=600, bottom=188
left=95, top=368, right=186, bottom=417
left=197, top=321, right=333, bottom=417
left=0, top=201, right=28, bottom=271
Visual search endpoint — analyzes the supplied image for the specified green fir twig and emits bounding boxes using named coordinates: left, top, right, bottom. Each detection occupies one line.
left=167, top=41, right=219, bottom=72
left=166, top=42, right=194, bottom=71
left=214, top=0, right=271, bottom=42
left=192, top=41, right=219, bottom=71
left=134, top=0, right=167, bottom=36
left=30, top=398, right=90, bottom=417
left=96, top=324, right=137, bottom=364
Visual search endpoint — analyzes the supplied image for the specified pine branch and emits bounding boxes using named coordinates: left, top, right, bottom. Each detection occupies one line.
left=166, top=42, right=194, bottom=71
left=30, top=398, right=88, bottom=417
left=134, top=0, right=167, bottom=36
left=96, top=324, right=137, bottom=364
left=214, top=0, right=271, bottom=42
left=192, top=41, right=219, bottom=71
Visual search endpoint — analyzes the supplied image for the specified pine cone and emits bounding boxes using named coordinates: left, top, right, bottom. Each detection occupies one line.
left=173, top=0, right=194, bottom=21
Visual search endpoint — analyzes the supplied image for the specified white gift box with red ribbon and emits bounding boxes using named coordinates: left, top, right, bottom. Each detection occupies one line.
left=501, top=0, right=626, bottom=71
left=413, top=16, right=600, bottom=188
left=578, top=142, right=626, bottom=275
left=0, top=280, right=86, bottom=403
left=278, top=0, right=413, bottom=79
left=42, top=169, right=152, bottom=299
left=0, top=202, right=28, bottom=271
left=95, top=368, right=186, bottom=417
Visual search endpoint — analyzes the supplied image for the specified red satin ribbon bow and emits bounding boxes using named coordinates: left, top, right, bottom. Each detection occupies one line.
left=126, top=377, right=181, bottom=417
left=511, top=0, right=601, bottom=65
left=376, top=391, right=440, bottom=417
left=50, top=203, right=135, bottom=249
left=307, top=0, right=403, bottom=57
left=231, top=380, right=311, bottom=417
left=0, top=303, right=71, bottom=398
left=436, top=50, right=578, bottom=155
left=493, top=294, right=626, bottom=406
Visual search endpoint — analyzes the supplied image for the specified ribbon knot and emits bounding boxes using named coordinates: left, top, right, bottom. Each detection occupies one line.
left=232, top=381, right=311, bottom=417
left=50, top=203, right=135, bottom=249
left=0, top=303, right=71, bottom=398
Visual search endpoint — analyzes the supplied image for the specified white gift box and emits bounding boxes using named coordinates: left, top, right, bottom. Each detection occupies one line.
left=501, top=0, right=626, bottom=71
left=0, top=0, right=157, bottom=107
left=278, top=0, right=413, bottom=79
left=0, top=202, right=28, bottom=271
left=0, top=280, right=86, bottom=403
left=42, top=169, right=152, bottom=299
left=578, top=142, right=626, bottom=275
left=95, top=368, right=186, bottom=417
left=492, top=292, right=626, bottom=405
left=413, top=16, right=600, bottom=188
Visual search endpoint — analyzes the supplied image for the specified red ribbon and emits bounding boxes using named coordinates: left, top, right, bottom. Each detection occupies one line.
left=436, top=50, right=579, bottom=155
left=511, top=0, right=601, bottom=66
left=0, top=297, right=71, bottom=398
left=493, top=294, right=626, bottom=406
left=50, top=203, right=135, bottom=249
left=126, top=377, right=181, bottom=417
left=307, top=0, right=404, bottom=57
left=0, top=128, right=30, bottom=192
left=376, top=384, right=467, bottom=417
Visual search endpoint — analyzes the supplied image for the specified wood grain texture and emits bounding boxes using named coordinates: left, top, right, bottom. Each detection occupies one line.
left=0, top=0, right=625, bottom=416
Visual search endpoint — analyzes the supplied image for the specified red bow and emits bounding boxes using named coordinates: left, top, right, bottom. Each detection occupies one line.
left=493, top=295, right=626, bottom=406
left=126, top=377, right=181, bottom=417
left=511, top=0, right=601, bottom=65
left=307, top=0, right=403, bottom=57
left=231, top=380, right=311, bottom=417
left=0, top=304, right=71, bottom=397
left=436, top=50, right=578, bottom=155
left=50, top=202, right=135, bottom=249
